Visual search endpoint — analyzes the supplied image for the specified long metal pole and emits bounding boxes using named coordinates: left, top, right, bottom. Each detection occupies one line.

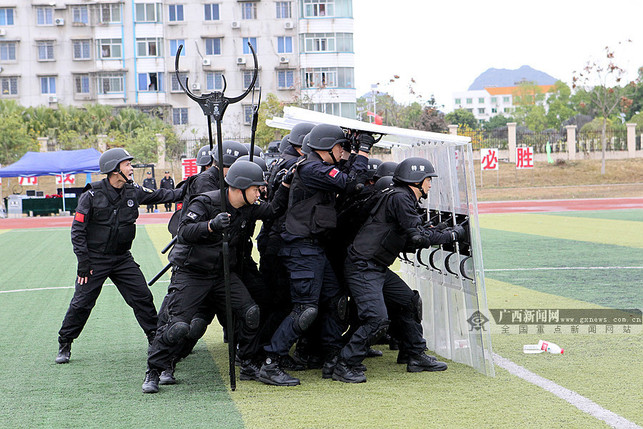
left=210, top=115, right=236, bottom=391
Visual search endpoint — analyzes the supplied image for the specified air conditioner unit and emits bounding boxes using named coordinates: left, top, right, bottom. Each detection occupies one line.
left=48, top=96, right=58, bottom=103
left=202, top=58, right=211, bottom=66
left=191, top=83, right=201, bottom=91
left=55, top=18, right=65, bottom=26
left=279, top=56, right=289, bottom=64
left=283, top=21, right=294, bottom=29
left=236, top=57, right=246, bottom=65
left=0, top=29, right=6, bottom=37
left=231, top=21, right=240, bottom=29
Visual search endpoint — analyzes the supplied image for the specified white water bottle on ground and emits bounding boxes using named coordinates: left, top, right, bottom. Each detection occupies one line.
left=538, top=340, right=564, bottom=354
left=523, top=344, right=544, bottom=354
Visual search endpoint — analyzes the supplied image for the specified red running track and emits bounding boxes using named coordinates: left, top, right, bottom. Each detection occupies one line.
left=1, top=198, right=642, bottom=229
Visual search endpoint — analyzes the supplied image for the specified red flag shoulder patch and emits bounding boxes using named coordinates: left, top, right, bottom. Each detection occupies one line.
left=74, top=212, right=85, bottom=223
left=328, top=168, right=340, bottom=178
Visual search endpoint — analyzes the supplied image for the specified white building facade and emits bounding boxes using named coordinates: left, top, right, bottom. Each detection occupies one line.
left=0, top=0, right=355, bottom=140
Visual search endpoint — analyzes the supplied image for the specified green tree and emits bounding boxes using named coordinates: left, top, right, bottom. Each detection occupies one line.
left=545, top=81, right=576, bottom=129
left=417, top=107, right=447, bottom=133
left=0, top=114, right=38, bottom=165
left=524, top=105, right=547, bottom=132
left=483, top=115, right=513, bottom=131
left=445, top=108, right=477, bottom=129
left=256, top=93, right=287, bottom=147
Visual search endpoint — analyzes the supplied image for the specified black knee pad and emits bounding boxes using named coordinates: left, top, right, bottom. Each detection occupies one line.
left=243, top=304, right=261, bottom=330
left=187, top=317, right=208, bottom=340
left=164, top=321, right=190, bottom=345
left=292, top=304, right=318, bottom=334
left=331, top=294, right=349, bottom=323
left=410, top=290, right=423, bottom=324
left=366, top=319, right=390, bottom=346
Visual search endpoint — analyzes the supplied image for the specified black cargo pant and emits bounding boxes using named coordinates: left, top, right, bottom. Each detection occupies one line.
left=147, top=268, right=258, bottom=372
left=58, top=252, right=157, bottom=343
left=339, top=257, right=425, bottom=366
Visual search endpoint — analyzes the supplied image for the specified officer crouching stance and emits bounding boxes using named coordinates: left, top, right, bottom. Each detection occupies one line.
left=55, top=148, right=184, bottom=364
left=332, top=157, right=466, bottom=383
left=143, top=161, right=290, bottom=393
left=258, top=124, right=371, bottom=387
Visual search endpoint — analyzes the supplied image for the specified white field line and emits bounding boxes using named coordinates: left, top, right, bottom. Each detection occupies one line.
left=493, top=353, right=641, bottom=429
left=486, top=266, right=643, bottom=272
left=0, top=279, right=171, bottom=294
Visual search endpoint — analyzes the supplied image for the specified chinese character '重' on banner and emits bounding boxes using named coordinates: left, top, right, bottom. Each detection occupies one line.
left=182, top=158, right=198, bottom=181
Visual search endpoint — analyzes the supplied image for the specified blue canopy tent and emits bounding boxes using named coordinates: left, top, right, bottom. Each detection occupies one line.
left=0, top=149, right=101, bottom=212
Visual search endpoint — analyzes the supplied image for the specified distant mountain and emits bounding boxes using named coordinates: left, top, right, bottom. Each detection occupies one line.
left=468, top=65, right=558, bottom=90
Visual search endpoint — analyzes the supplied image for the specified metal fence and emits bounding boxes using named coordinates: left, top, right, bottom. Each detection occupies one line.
left=457, top=129, right=508, bottom=151
left=577, top=130, right=627, bottom=153
left=516, top=130, right=566, bottom=153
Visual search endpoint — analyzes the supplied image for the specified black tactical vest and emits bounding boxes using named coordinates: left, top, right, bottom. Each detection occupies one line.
left=85, top=180, right=139, bottom=254
left=284, top=159, right=337, bottom=238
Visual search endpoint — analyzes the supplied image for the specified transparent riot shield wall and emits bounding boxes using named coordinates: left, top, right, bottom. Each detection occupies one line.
left=393, top=142, right=495, bottom=377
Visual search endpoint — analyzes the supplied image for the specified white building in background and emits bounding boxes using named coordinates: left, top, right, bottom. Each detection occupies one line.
left=0, top=0, right=355, bottom=141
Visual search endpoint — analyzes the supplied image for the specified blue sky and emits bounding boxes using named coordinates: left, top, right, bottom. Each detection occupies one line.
left=353, top=0, right=643, bottom=112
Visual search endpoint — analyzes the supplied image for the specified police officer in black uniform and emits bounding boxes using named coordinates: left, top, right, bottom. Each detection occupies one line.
left=143, top=171, right=157, bottom=213
left=143, top=160, right=290, bottom=393
left=160, top=171, right=175, bottom=212
left=55, top=148, right=184, bottom=364
left=257, top=123, right=371, bottom=387
left=331, top=157, right=466, bottom=383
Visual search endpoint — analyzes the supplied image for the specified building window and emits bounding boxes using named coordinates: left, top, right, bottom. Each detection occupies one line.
left=454, top=98, right=461, bottom=105
left=303, top=0, right=334, bottom=17
left=241, top=2, right=257, bottom=20
left=277, top=37, right=292, bottom=54
left=304, top=68, right=337, bottom=88
left=173, top=108, right=188, bottom=125
left=73, top=40, right=91, bottom=60
left=137, top=38, right=162, bottom=57
left=206, top=72, right=223, bottom=91
left=504, top=107, right=511, bottom=113
left=205, top=38, right=222, bottom=55
left=277, top=70, right=294, bottom=89
left=466, top=98, right=472, bottom=104
left=100, top=4, right=121, bottom=24
left=170, top=40, right=186, bottom=57
left=243, top=37, right=257, bottom=54
left=204, top=4, right=220, bottom=21
left=99, top=73, right=124, bottom=94
left=71, top=6, right=89, bottom=25
left=1, top=77, right=18, bottom=96
left=304, top=33, right=334, bottom=52
left=466, top=108, right=473, bottom=113
left=336, top=33, right=353, bottom=52
left=171, top=72, right=188, bottom=92
left=491, top=108, right=497, bottom=113
left=0, top=42, right=16, bottom=61
left=138, top=72, right=164, bottom=92
left=38, top=41, right=55, bottom=61
left=0, top=8, right=14, bottom=26
left=490, top=97, right=497, bottom=103
left=74, top=74, right=90, bottom=94
left=243, top=71, right=258, bottom=89
left=503, top=96, right=510, bottom=103
left=243, top=105, right=253, bottom=124
left=478, top=108, right=485, bottom=114
left=98, top=39, right=122, bottom=59
left=41, top=76, right=56, bottom=94
left=478, top=97, right=484, bottom=103
left=135, top=3, right=160, bottom=22
left=276, top=2, right=292, bottom=18
left=36, top=7, right=54, bottom=25
left=169, top=5, right=184, bottom=22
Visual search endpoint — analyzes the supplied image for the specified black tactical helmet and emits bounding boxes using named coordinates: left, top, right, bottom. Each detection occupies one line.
left=237, top=154, right=267, bottom=173
left=99, top=148, right=133, bottom=174
left=374, top=161, right=398, bottom=180
left=301, top=134, right=311, bottom=155
left=224, top=160, right=267, bottom=189
left=213, top=140, right=249, bottom=167
left=367, top=158, right=383, bottom=180
left=243, top=143, right=264, bottom=159
left=374, top=175, right=394, bottom=191
left=195, top=145, right=213, bottom=167
left=393, top=157, right=438, bottom=184
left=278, top=134, right=290, bottom=154
left=307, top=124, right=348, bottom=151
left=288, top=122, right=315, bottom=147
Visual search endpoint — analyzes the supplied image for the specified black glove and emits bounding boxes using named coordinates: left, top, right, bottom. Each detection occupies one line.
left=77, top=260, right=91, bottom=278
left=431, top=221, right=448, bottom=231
left=282, top=167, right=295, bottom=185
left=357, top=134, right=375, bottom=154
left=340, top=138, right=353, bottom=152
left=450, top=224, right=466, bottom=242
left=208, top=212, right=230, bottom=231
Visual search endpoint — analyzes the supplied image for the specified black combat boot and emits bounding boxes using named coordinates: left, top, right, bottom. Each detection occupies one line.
left=321, top=355, right=338, bottom=379
left=406, top=353, right=448, bottom=372
left=142, top=369, right=160, bottom=393
left=159, top=362, right=176, bottom=385
left=366, top=348, right=383, bottom=357
left=331, top=360, right=366, bottom=383
left=279, top=354, right=306, bottom=371
left=55, top=341, right=72, bottom=364
left=257, top=356, right=300, bottom=386
left=239, top=359, right=262, bottom=381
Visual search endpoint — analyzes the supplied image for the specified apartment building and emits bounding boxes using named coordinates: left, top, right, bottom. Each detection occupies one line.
left=0, top=0, right=355, bottom=140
